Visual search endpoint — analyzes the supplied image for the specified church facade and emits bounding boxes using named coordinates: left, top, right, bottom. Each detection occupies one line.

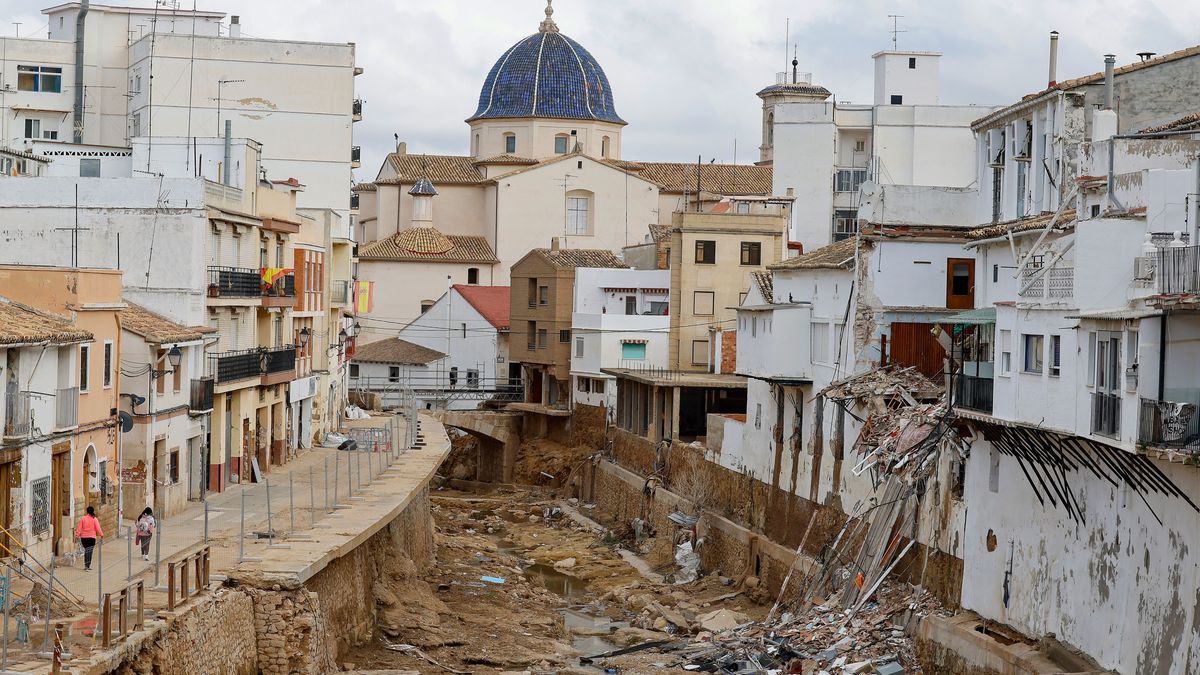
left=353, top=1, right=774, bottom=332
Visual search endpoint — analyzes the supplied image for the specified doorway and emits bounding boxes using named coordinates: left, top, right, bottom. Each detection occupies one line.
left=51, top=448, right=69, bottom=555
left=946, top=258, right=976, bottom=309
left=153, top=438, right=166, bottom=512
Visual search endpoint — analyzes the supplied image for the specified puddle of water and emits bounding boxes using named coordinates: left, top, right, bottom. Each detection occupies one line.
left=562, top=608, right=627, bottom=662
left=523, top=563, right=588, bottom=599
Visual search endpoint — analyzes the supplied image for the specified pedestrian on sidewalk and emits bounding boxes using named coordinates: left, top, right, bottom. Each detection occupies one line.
left=74, top=506, right=104, bottom=571
left=135, top=507, right=156, bottom=561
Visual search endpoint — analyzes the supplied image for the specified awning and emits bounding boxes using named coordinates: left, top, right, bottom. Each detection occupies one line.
left=1064, top=308, right=1163, bottom=320
left=944, top=307, right=996, bottom=324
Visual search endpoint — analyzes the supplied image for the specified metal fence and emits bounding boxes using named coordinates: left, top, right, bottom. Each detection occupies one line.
left=1156, top=245, right=1200, bottom=295
left=1091, top=391, right=1121, bottom=439
left=0, top=407, right=422, bottom=668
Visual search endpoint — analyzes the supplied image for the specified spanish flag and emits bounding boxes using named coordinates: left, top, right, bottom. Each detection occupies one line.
left=261, top=267, right=293, bottom=286
left=354, top=281, right=374, bottom=314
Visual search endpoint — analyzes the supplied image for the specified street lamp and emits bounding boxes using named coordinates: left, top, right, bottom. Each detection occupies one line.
left=152, top=345, right=183, bottom=379
left=215, top=78, right=245, bottom=136
left=298, top=327, right=311, bottom=349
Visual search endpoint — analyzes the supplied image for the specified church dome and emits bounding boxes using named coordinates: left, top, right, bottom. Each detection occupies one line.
left=395, top=227, right=455, bottom=255
left=468, top=2, right=625, bottom=125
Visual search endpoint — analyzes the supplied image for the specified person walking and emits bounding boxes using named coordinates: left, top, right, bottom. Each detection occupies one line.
left=135, top=507, right=156, bottom=561
left=74, top=506, right=104, bottom=571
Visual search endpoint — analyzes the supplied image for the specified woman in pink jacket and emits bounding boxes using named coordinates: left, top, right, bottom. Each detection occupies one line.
left=74, top=506, right=104, bottom=571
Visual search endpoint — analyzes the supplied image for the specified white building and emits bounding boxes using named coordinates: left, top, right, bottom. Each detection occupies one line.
left=570, top=267, right=670, bottom=409
left=1, top=2, right=360, bottom=219
left=118, top=302, right=211, bottom=518
left=761, top=50, right=998, bottom=248
left=347, top=338, right=446, bottom=410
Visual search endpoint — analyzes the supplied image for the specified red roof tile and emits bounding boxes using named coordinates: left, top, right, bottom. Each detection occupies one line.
left=454, top=285, right=511, bottom=331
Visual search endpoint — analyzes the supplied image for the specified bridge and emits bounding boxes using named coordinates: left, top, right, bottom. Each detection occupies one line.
left=438, top=409, right=524, bottom=482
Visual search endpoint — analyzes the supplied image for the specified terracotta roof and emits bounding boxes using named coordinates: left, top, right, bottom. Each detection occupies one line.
left=382, top=153, right=485, bottom=185
left=454, top=285, right=511, bottom=330
left=352, top=182, right=377, bottom=192
left=0, top=296, right=92, bottom=345
left=609, top=160, right=773, bottom=195
left=648, top=224, right=672, bottom=243
left=751, top=271, right=774, bottom=302
left=0, top=146, right=50, bottom=162
left=756, top=82, right=833, bottom=99
left=358, top=230, right=499, bottom=264
left=973, top=46, right=1200, bottom=129
left=1139, top=111, right=1200, bottom=134
left=473, top=154, right=539, bottom=166
left=769, top=237, right=856, bottom=270
left=533, top=248, right=628, bottom=269
left=965, top=209, right=1077, bottom=240
left=120, top=302, right=203, bottom=344
left=352, top=338, right=446, bottom=365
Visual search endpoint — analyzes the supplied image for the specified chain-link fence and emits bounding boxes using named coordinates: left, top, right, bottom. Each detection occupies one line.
left=0, top=408, right=420, bottom=668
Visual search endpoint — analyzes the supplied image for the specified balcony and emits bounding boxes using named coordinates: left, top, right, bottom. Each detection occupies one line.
left=1138, top=395, right=1200, bottom=452
left=55, top=386, right=78, bottom=430
left=208, top=266, right=261, bottom=298
left=3, top=392, right=32, bottom=439
left=953, top=374, right=994, bottom=414
left=1019, top=264, right=1073, bottom=300
left=331, top=279, right=352, bottom=305
left=349, top=192, right=360, bottom=210
left=190, top=378, right=215, bottom=412
left=210, top=349, right=263, bottom=385
left=1156, top=245, right=1200, bottom=295
left=262, top=345, right=297, bottom=385
left=352, top=98, right=363, bottom=120
left=1091, top=391, right=1121, bottom=439
left=261, top=271, right=296, bottom=308
left=351, top=145, right=361, bottom=168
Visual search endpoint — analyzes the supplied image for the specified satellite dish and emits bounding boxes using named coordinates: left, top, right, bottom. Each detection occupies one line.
left=118, top=411, right=134, bottom=433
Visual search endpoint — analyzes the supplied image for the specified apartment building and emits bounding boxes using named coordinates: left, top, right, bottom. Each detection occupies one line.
left=509, top=245, right=627, bottom=409
left=667, top=209, right=788, bottom=372
left=762, top=51, right=997, bottom=248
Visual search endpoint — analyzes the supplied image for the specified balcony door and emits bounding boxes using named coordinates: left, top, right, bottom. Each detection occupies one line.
left=946, top=259, right=975, bottom=309
left=1094, top=332, right=1121, bottom=395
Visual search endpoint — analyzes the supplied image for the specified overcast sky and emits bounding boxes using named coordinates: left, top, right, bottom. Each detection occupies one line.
left=5, top=0, right=1198, bottom=181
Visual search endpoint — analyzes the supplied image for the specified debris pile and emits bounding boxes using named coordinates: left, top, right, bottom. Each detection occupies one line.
left=671, top=582, right=942, bottom=673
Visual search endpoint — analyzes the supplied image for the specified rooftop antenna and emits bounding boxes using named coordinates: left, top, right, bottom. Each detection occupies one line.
left=783, top=18, right=790, bottom=75
left=888, top=15, right=906, bottom=50
left=792, top=45, right=799, bottom=83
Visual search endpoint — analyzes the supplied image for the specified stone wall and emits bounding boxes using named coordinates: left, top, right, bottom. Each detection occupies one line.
left=598, top=425, right=963, bottom=607
left=108, top=587, right=258, bottom=675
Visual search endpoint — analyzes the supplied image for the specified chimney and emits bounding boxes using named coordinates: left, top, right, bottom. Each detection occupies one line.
left=230, top=15, right=241, bottom=38
left=1104, top=54, right=1115, bottom=110
left=396, top=140, right=407, bottom=155
left=1047, top=31, right=1059, bottom=87
left=550, top=237, right=562, bottom=251
left=1137, top=51, right=1156, bottom=62
left=223, top=119, right=233, bottom=186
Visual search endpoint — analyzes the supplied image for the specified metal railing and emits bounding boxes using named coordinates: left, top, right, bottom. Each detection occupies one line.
left=264, top=346, right=297, bottom=375
left=1091, top=391, right=1121, bottom=439
left=1138, top=396, right=1200, bottom=449
left=350, top=375, right=522, bottom=408
left=99, top=580, right=144, bottom=648
left=207, top=266, right=261, bottom=298
left=953, top=374, right=994, bottom=414
left=190, top=378, right=215, bottom=412
left=1019, top=265, right=1074, bottom=299
left=55, top=386, right=78, bottom=429
left=331, top=279, right=351, bottom=304
left=350, top=192, right=360, bottom=210
left=210, top=349, right=263, bottom=384
left=1156, top=245, right=1200, bottom=295
left=2, top=391, right=31, bottom=438
left=166, top=547, right=211, bottom=611
left=351, top=146, right=361, bottom=163
left=352, top=98, right=363, bottom=117
left=264, top=272, right=295, bottom=298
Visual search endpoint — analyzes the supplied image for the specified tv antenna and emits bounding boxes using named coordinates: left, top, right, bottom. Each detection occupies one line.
left=888, top=15, right=906, bottom=50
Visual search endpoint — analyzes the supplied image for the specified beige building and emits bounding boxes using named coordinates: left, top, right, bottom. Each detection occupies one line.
left=668, top=209, right=789, bottom=371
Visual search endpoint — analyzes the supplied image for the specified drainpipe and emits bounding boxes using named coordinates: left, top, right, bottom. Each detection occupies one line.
left=1047, top=31, right=1059, bottom=88
left=1158, top=314, right=1167, bottom=402
left=72, top=0, right=90, bottom=143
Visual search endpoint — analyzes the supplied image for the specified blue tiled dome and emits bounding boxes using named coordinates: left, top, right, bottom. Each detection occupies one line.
left=469, top=27, right=625, bottom=125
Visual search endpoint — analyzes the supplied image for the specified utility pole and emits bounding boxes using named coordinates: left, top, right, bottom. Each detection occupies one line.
left=215, top=78, right=244, bottom=136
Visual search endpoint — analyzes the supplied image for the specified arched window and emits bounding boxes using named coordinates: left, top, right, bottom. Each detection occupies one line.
left=554, top=134, right=569, bottom=154
left=601, top=136, right=611, bottom=158
left=467, top=267, right=480, bottom=285
left=503, top=133, right=516, bottom=154
left=767, top=111, right=774, bottom=146
left=565, top=189, right=594, bottom=235
left=472, top=133, right=480, bottom=156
